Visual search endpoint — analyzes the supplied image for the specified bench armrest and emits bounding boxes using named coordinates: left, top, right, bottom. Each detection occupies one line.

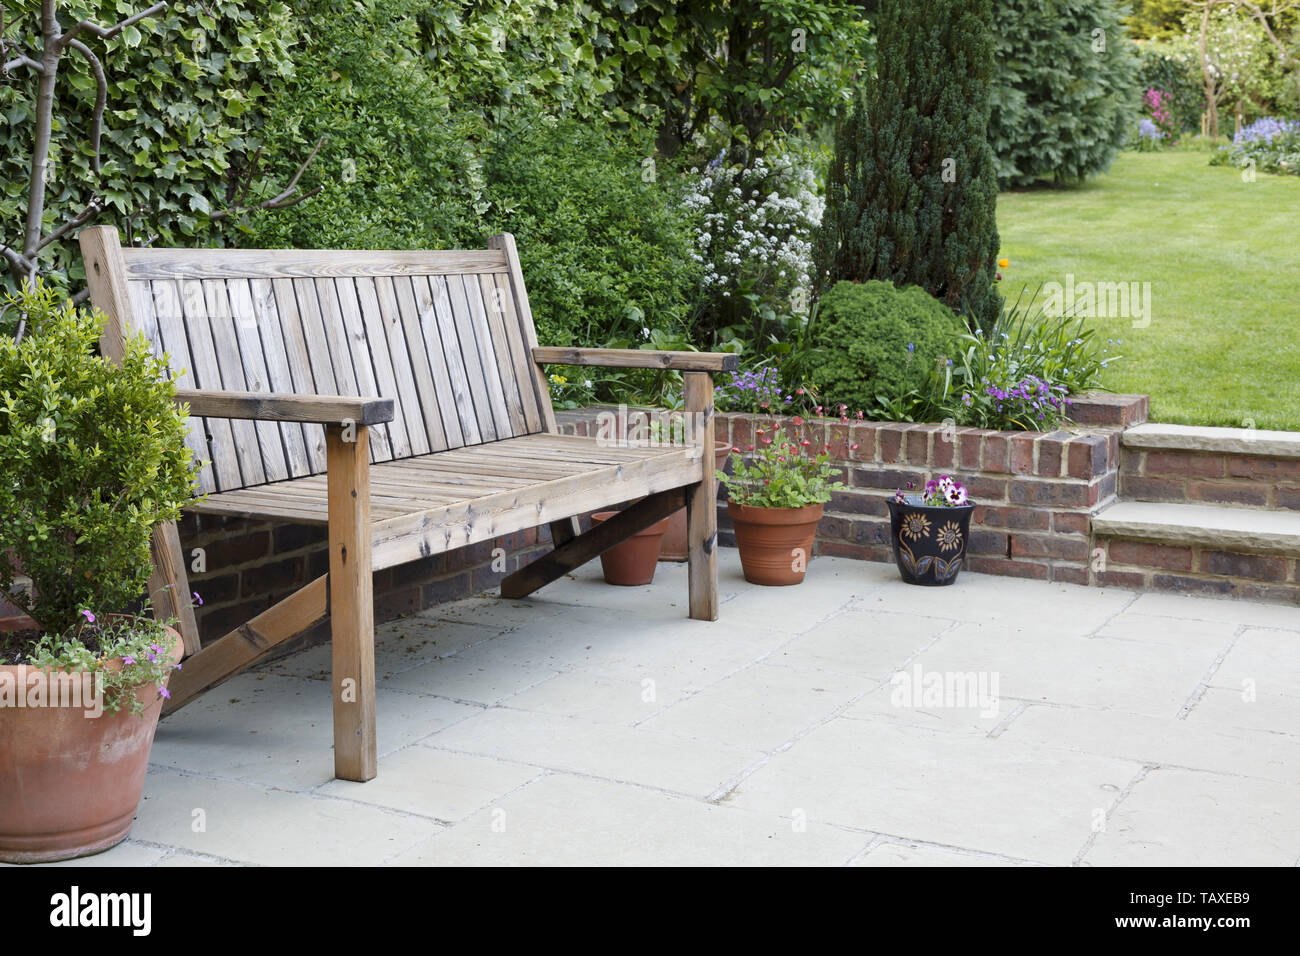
left=174, top=389, right=395, bottom=426
left=532, top=347, right=738, bottom=373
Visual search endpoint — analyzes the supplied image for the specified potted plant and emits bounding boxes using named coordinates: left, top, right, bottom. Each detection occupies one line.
left=0, top=282, right=199, bottom=863
left=590, top=511, right=672, bottom=586
left=720, top=427, right=844, bottom=586
left=887, top=476, right=975, bottom=586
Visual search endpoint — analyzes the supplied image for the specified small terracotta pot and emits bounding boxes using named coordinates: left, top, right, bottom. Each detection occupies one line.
left=727, top=500, right=824, bottom=586
left=591, top=512, right=670, bottom=586
left=0, top=616, right=183, bottom=863
left=659, top=440, right=734, bottom=562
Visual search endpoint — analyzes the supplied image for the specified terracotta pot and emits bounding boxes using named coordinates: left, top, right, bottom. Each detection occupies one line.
left=886, top=497, right=975, bottom=586
left=727, top=500, right=824, bottom=586
left=0, top=616, right=183, bottom=863
left=659, top=440, right=734, bottom=562
left=591, top=512, right=670, bottom=586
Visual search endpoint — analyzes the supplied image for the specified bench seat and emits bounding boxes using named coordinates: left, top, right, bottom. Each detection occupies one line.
left=191, top=433, right=703, bottom=567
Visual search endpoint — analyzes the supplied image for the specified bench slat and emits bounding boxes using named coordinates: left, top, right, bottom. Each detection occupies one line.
left=249, top=278, right=313, bottom=477
left=121, top=248, right=509, bottom=280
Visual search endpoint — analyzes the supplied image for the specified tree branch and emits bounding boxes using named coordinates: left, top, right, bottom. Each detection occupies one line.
left=37, top=197, right=104, bottom=251
left=63, top=38, right=107, bottom=173
left=58, top=1, right=169, bottom=48
left=211, top=137, right=327, bottom=221
left=2, top=53, right=45, bottom=75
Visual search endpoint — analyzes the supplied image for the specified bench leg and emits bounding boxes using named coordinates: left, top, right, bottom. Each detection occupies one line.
left=684, top=372, right=719, bottom=621
left=327, top=423, right=377, bottom=782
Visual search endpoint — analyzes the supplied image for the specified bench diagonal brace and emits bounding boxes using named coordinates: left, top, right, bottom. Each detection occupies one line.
left=500, top=489, right=685, bottom=599
left=161, top=575, right=329, bottom=715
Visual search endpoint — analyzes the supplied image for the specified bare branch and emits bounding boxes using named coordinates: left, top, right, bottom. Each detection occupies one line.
left=1, top=242, right=32, bottom=274
left=37, top=197, right=104, bottom=250
left=63, top=39, right=108, bottom=173
left=58, top=1, right=169, bottom=48
left=69, top=287, right=90, bottom=306
left=2, top=53, right=45, bottom=75
left=211, top=137, right=327, bottom=222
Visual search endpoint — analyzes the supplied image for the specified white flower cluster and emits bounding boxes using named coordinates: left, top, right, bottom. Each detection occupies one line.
left=681, top=154, right=824, bottom=306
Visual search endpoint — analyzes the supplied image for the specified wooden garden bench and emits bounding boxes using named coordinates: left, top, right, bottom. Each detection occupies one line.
left=79, top=226, right=736, bottom=782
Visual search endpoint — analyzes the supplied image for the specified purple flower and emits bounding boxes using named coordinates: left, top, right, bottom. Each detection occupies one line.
left=122, top=655, right=136, bottom=665
left=80, top=609, right=96, bottom=624
left=159, top=686, right=171, bottom=700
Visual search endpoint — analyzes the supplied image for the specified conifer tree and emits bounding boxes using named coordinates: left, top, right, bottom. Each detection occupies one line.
left=815, top=0, right=1002, bottom=330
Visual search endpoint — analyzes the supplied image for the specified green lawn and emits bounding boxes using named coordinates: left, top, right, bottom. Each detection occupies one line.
left=997, top=150, right=1300, bottom=431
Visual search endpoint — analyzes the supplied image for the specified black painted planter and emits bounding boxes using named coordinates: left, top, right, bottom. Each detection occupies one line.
left=886, top=497, right=975, bottom=586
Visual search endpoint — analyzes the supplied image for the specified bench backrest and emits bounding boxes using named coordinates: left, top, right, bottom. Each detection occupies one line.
left=80, top=229, right=555, bottom=494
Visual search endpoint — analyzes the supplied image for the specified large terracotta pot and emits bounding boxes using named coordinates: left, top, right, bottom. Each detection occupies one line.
left=591, top=512, right=670, bottom=586
left=727, top=500, right=824, bottom=586
left=0, top=617, right=183, bottom=863
left=659, top=440, right=734, bottom=562
left=886, top=497, right=975, bottom=586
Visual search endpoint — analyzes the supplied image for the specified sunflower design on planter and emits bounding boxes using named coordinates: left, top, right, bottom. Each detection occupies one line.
left=936, top=521, right=963, bottom=552
left=886, top=475, right=975, bottom=587
left=901, top=513, right=931, bottom=541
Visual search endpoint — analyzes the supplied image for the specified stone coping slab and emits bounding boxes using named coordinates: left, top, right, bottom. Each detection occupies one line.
left=1123, top=423, right=1300, bottom=459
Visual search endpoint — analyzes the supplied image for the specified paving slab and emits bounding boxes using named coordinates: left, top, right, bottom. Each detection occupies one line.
left=74, top=546, right=1300, bottom=866
left=426, top=707, right=763, bottom=799
left=726, top=715, right=1140, bottom=865
left=390, top=772, right=871, bottom=867
left=638, top=662, right=867, bottom=751
left=1084, top=766, right=1300, bottom=866
left=899, top=620, right=1219, bottom=718
left=151, top=672, right=479, bottom=789
left=130, top=772, right=442, bottom=866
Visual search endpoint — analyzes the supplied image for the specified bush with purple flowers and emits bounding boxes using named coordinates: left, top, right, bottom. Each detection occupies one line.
left=1213, top=117, right=1300, bottom=176
left=935, top=286, right=1118, bottom=430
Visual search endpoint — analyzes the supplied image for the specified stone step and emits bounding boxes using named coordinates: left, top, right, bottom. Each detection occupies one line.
left=1118, top=424, right=1300, bottom=511
left=1091, top=500, right=1300, bottom=602
left=1123, top=422, right=1300, bottom=459
left=1093, top=501, right=1300, bottom=554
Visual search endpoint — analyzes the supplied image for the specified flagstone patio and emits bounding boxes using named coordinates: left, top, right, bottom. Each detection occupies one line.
left=21, top=551, right=1300, bottom=867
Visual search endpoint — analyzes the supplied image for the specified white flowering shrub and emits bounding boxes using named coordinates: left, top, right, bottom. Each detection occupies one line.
left=682, top=151, right=824, bottom=343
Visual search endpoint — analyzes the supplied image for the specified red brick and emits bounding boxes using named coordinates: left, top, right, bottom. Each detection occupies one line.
left=1036, top=433, right=1069, bottom=478
left=932, top=430, right=956, bottom=468
left=905, top=426, right=935, bottom=464
left=959, top=430, right=985, bottom=470
left=1095, top=569, right=1147, bottom=588
left=1010, top=434, right=1036, bottom=475
left=200, top=531, right=271, bottom=570
left=1052, top=512, right=1091, bottom=535
left=1235, top=582, right=1300, bottom=605
left=850, top=467, right=924, bottom=492
left=850, top=518, right=893, bottom=546
left=1010, top=535, right=1091, bottom=561
left=968, top=530, right=1009, bottom=555
left=1187, top=481, right=1270, bottom=507
left=1226, top=456, right=1300, bottom=481
left=1278, top=486, right=1300, bottom=511
left=1066, top=436, right=1109, bottom=479
left=1068, top=393, right=1148, bottom=427
left=982, top=434, right=1011, bottom=473
left=1145, top=451, right=1226, bottom=479
left=965, top=476, right=1008, bottom=502
left=1120, top=475, right=1186, bottom=502
left=1107, top=540, right=1194, bottom=572
left=1120, top=446, right=1143, bottom=475
left=1052, top=565, right=1090, bottom=585
left=1009, top=478, right=1090, bottom=508
left=849, top=423, right=878, bottom=461
left=975, top=504, right=1051, bottom=532
left=1151, top=573, right=1235, bottom=597
left=879, top=426, right=905, bottom=464
left=1200, top=550, right=1288, bottom=581
left=965, top=556, right=1049, bottom=580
